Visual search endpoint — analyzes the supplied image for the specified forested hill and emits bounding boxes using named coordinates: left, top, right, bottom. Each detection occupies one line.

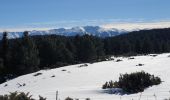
left=0, top=28, right=170, bottom=83
left=104, top=28, right=170, bottom=55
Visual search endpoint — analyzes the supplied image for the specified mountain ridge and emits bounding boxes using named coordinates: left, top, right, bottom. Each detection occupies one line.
left=0, top=26, right=128, bottom=39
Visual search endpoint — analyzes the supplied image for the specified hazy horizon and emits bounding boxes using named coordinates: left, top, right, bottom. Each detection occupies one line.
left=1, top=0, right=170, bottom=32
left=1, top=20, right=170, bottom=32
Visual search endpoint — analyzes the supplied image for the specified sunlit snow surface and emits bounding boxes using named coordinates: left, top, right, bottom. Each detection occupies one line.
left=1, top=53, right=170, bottom=100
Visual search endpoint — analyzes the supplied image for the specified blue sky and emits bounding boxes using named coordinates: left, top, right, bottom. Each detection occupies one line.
left=0, top=0, right=170, bottom=29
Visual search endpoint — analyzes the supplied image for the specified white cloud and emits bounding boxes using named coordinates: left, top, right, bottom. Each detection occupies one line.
left=1, top=19, right=170, bottom=32
left=101, top=21, right=170, bottom=31
left=0, top=27, right=54, bottom=32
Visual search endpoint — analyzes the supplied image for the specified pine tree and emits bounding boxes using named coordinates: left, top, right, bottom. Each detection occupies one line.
left=78, top=35, right=97, bottom=62
left=0, top=58, right=4, bottom=74
left=12, top=31, right=40, bottom=75
left=0, top=32, right=10, bottom=73
left=59, top=42, right=74, bottom=63
left=94, top=38, right=105, bottom=59
left=22, top=31, right=40, bottom=74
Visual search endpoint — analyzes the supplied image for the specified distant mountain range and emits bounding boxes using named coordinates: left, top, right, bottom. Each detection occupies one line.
left=0, top=26, right=129, bottom=39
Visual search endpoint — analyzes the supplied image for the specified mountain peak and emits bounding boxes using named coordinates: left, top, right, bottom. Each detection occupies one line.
left=0, top=26, right=128, bottom=39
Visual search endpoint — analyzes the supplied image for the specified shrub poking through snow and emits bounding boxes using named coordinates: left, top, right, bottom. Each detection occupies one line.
left=102, top=81, right=114, bottom=89
left=39, top=95, right=46, bottom=100
left=164, top=97, right=170, bottom=100
left=4, top=84, right=8, bottom=87
left=78, top=64, right=88, bottom=68
left=116, top=59, right=123, bottom=62
left=128, top=57, right=135, bottom=60
left=65, top=97, right=74, bottom=100
left=150, top=54, right=157, bottom=57
left=0, top=92, right=46, bottom=100
left=51, top=75, right=55, bottom=78
left=136, top=63, right=144, bottom=66
left=102, top=71, right=161, bottom=93
left=33, top=73, right=42, bottom=76
left=62, top=69, right=67, bottom=71
left=86, top=98, right=91, bottom=100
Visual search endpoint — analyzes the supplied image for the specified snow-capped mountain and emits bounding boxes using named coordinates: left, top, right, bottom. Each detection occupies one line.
left=0, top=26, right=128, bottom=39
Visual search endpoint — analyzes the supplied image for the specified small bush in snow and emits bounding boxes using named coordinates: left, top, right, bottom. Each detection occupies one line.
left=102, top=81, right=114, bottom=89
left=164, top=98, right=170, bottom=100
left=116, top=59, right=122, bottom=62
left=33, top=73, right=42, bottom=76
left=51, top=75, right=55, bottom=78
left=78, top=64, right=88, bottom=68
left=102, top=71, right=161, bottom=93
left=150, top=54, right=157, bottom=57
left=128, top=57, right=135, bottom=60
left=86, top=98, right=91, bottom=100
left=4, top=84, right=8, bottom=87
left=0, top=92, right=33, bottom=100
left=39, top=95, right=46, bottom=100
left=65, top=97, right=73, bottom=100
left=0, top=92, right=46, bottom=100
left=136, top=63, right=144, bottom=66
left=62, top=69, right=67, bottom=71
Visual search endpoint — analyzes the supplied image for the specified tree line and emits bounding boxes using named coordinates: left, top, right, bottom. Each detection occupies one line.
left=104, top=28, right=170, bottom=55
left=0, top=28, right=170, bottom=83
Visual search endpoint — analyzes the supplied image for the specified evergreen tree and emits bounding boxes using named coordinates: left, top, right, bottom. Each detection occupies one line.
left=58, top=42, right=74, bottom=64
left=12, top=31, right=40, bottom=75
left=22, top=31, right=40, bottom=74
left=0, top=58, right=4, bottom=74
left=0, top=32, right=10, bottom=73
left=94, top=38, right=105, bottom=59
left=77, top=35, right=97, bottom=62
left=38, top=39, right=57, bottom=67
left=66, top=40, right=76, bottom=58
left=74, top=35, right=81, bottom=61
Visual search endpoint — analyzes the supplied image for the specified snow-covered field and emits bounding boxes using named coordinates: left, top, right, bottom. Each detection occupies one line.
left=1, top=53, right=170, bottom=100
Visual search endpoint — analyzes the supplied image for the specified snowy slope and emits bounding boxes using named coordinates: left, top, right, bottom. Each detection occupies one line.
left=0, top=53, right=170, bottom=100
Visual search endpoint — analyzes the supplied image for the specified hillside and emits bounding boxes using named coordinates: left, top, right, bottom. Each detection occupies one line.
left=1, top=28, right=170, bottom=83
left=0, top=53, right=170, bottom=100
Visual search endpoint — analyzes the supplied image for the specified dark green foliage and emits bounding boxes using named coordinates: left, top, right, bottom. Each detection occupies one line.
left=33, top=73, right=42, bottom=77
left=0, top=58, right=4, bottom=73
left=65, top=97, right=74, bottom=100
left=102, top=81, right=114, bottom=89
left=103, top=71, right=161, bottom=93
left=74, top=35, right=97, bottom=62
left=36, top=35, right=75, bottom=68
left=1, top=32, right=9, bottom=66
left=164, top=98, right=170, bottom=100
left=104, top=28, right=170, bottom=55
left=39, top=96, right=46, bottom=100
left=0, top=92, right=46, bottom=100
left=86, top=98, right=91, bottom=100
left=10, top=31, right=40, bottom=75
left=21, top=31, right=40, bottom=74
left=118, top=71, right=161, bottom=93
left=0, top=92, right=34, bottom=100
left=0, top=32, right=11, bottom=74
left=102, top=82, right=108, bottom=89
left=0, top=33, right=105, bottom=83
left=1, top=28, right=170, bottom=83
